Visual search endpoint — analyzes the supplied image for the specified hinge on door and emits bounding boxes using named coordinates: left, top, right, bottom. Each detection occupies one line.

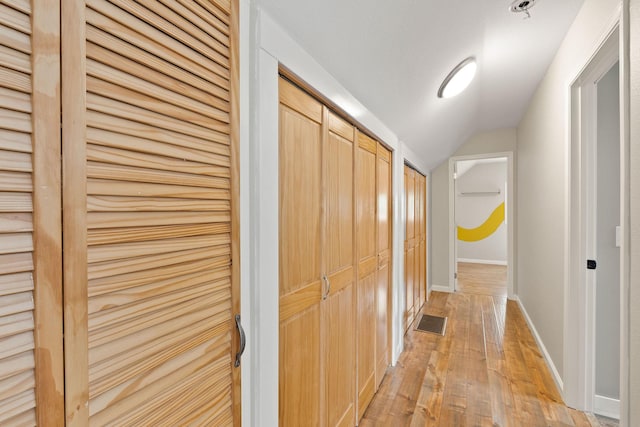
left=454, top=272, right=458, bottom=279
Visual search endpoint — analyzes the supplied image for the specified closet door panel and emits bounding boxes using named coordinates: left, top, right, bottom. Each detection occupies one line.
left=326, top=285, right=354, bottom=427
left=419, top=241, right=426, bottom=306
left=356, top=133, right=376, bottom=419
left=406, top=169, right=415, bottom=241
left=418, top=175, right=426, bottom=307
left=325, top=113, right=355, bottom=427
left=278, top=79, right=323, bottom=426
left=279, top=105, right=322, bottom=293
left=280, top=306, right=321, bottom=426
left=416, top=172, right=422, bottom=319
left=375, top=262, right=390, bottom=384
left=414, top=243, right=420, bottom=313
left=404, top=166, right=415, bottom=329
left=356, top=135, right=376, bottom=261
left=405, top=247, right=415, bottom=329
left=63, top=0, right=240, bottom=424
left=375, top=144, right=391, bottom=386
left=356, top=271, right=376, bottom=417
left=0, top=0, right=64, bottom=423
left=423, top=175, right=428, bottom=304
left=413, top=175, right=420, bottom=312
left=326, top=114, right=353, bottom=275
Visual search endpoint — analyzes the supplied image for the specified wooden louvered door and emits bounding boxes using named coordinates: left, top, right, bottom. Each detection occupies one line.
left=355, top=132, right=377, bottom=420
left=62, top=0, right=240, bottom=424
left=0, top=0, right=64, bottom=424
left=375, top=143, right=391, bottom=388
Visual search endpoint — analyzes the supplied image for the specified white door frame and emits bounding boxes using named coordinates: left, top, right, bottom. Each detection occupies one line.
left=448, top=152, right=515, bottom=299
left=565, top=22, right=624, bottom=417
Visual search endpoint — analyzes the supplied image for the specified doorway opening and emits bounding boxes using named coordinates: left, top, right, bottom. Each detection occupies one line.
left=448, top=153, right=515, bottom=299
left=566, top=24, right=622, bottom=423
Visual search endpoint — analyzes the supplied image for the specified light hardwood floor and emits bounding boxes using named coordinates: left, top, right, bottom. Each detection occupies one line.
left=456, top=262, right=507, bottom=297
left=360, top=264, right=600, bottom=426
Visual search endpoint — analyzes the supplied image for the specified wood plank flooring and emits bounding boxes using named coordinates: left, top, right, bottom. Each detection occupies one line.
left=456, top=262, right=508, bottom=297
left=360, top=264, right=597, bottom=427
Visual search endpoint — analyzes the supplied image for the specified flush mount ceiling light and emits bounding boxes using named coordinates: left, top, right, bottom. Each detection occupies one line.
left=437, top=57, right=477, bottom=99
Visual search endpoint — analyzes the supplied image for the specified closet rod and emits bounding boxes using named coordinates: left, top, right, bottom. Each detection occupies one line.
left=459, top=190, right=501, bottom=196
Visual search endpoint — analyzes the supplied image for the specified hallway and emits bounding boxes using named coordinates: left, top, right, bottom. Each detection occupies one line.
left=360, top=285, right=598, bottom=426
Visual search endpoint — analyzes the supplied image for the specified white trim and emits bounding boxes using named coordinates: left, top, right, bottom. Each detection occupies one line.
left=618, top=3, right=631, bottom=426
left=457, top=258, right=507, bottom=266
left=565, top=17, right=622, bottom=413
left=448, top=153, right=515, bottom=299
left=253, top=45, right=280, bottom=426
left=431, top=284, right=453, bottom=293
left=239, top=0, right=253, bottom=425
left=594, top=395, right=621, bottom=420
left=516, top=297, right=564, bottom=393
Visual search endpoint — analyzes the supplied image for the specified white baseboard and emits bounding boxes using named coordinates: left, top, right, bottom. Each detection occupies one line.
left=594, top=395, right=620, bottom=420
left=515, top=296, right=564, bottom=393
left=392, top=342, right=403, bottom=367
left=457, top=258, right=508, bottom=266
left=431, top=284, right=453, bottom=293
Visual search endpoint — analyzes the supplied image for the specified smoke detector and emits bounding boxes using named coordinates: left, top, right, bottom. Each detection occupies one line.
left=510, top=0, right=537, bottom=18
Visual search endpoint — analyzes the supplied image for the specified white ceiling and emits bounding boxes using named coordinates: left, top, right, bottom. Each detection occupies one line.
left=257, top=0, right=585, bottom=170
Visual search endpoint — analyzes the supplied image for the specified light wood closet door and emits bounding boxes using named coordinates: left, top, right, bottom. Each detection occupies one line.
left=376, top=144, right=391, bottom=387
left=404, top=166, right=415, bottom=330
left=418, top=175, right=427, bottom=308
left=356, top=132, right=377, bottom=420
left=0, top=0, right=64, bottom=424
left=423, top=175, right=428, bottom=305
left=413, top=174, right=421, bottom=312
left=279, top=79, right=323, bottom=426
left=325, top=113, right=355, bottom=427
left=62, top=0, right=241, bottom=424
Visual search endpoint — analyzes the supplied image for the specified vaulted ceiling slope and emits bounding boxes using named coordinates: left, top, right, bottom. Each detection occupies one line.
left=257, top=0, right=585, bottom=170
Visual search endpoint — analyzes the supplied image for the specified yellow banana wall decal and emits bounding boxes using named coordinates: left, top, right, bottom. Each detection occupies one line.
left=457, top=202, right=505, bottom=242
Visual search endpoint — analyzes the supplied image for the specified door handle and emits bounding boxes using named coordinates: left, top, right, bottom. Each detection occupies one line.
left=234, top=314, right=246, bottom=368
left=322, top=275, right=330, bottom=300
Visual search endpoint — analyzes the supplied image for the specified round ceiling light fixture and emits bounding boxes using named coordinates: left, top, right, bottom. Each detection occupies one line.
left=437, top=57, right=477, bottom=99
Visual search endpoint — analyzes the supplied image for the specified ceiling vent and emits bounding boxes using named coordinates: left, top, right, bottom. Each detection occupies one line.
left=510, top=0, right=537, bottom=18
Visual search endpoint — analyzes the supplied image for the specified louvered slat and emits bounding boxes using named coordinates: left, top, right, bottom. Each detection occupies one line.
left=86, top=120, right=231, bottom=158
left=87, top=246, right=229, bottom=281
left=0, top=172, right=32, bottom=193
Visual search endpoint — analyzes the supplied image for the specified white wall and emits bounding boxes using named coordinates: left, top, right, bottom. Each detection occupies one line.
left=456, top=162, right=507, bottom=264
left=431, top=128, right=516, bottom=288
left=516, top=0, right=620, bottom=388
left=595, top=62, right=621, bottom=401
left=628, top=0, right=640, bottom=424
left=430, top=163, right=449, bottom=288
